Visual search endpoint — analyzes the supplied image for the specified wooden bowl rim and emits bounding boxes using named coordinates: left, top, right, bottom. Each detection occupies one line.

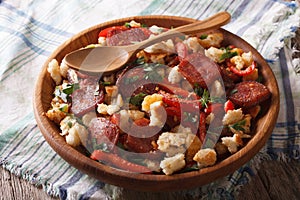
left=33, top=15, right=280, bottom=191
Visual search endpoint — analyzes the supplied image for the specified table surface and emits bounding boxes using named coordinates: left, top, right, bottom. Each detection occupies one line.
left=1, top=159, right=300, bottom=200
left=1, top=10, right=299, bottom=200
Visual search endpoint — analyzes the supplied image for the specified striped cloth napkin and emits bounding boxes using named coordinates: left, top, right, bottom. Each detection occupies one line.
left=0, top=0, right=299, bottom=199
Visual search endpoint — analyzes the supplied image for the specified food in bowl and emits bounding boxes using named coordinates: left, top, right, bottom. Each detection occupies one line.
left=45, top=20, right=271, bottom=175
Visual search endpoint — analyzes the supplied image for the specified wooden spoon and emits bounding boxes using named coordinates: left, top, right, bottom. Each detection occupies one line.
left=64, top=11, right=231, bottom=74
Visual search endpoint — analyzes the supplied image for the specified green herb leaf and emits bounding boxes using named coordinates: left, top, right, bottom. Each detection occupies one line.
left=134, top=57, right=145, bottom=65
left=210, top=96, right=226, bottom=104
left=194, top=83, right=204, bottom=97
left=199, top=34, right=208, bottom=40
left=93, top=141, right=110, bottom=152
left=54, top=86, right=68, bottom=102
left=143, top=64, right=163, bottom=82
left=59, top=104, right=69, bottom=113
left=124, top=75, right=140, bottom=85
left=199, top=89, right=210, bottom=108
left=229, top=119, right=246, bottom=131
left=230, top=89, right=238, bottom=95
left=129, top=92, right=147, bottom=106
left=180, top=164, right=199, bottom=173
left=62, top=83, right=80, bottom=95
left=124, top=22, right=131, bottom=28
left=220, top=51, right=238, bottom=61
left=183, top=112, right=198, bottom=123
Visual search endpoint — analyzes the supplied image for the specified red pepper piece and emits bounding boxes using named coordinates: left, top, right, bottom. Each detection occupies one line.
left=134, top=118, right=150, bottom=126
left=110, top=113, right=121, bottom=126
left=165, top=106, right=181, bottom=120
left=229, top=61, right=256, bottom=76
left=224, top=100, right=234, bottom=113
left=161, top=92, right=201, bottom=113
left=98, top=26, right=129, bottom=38
left=90, top=150, right=152, bottom=174
left=204, top=103, right=224, bottom=115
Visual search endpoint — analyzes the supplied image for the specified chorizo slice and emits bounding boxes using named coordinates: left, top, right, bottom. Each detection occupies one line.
left=229, top=81, right=271, bottom=108
left=71, top=77, right=104, bottom=116
left=123, top=118, right=161, bottom=153
left=106, top=28, right=150, bottom=46
left=88, top=117, right=120, bottom=150
left=178, top=53, right=221, bottom=88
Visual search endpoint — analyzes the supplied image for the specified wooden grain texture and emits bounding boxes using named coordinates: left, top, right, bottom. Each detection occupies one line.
left=1, top=159, right=299, bottom=199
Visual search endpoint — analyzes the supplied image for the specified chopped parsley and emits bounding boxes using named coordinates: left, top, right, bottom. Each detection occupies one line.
left=199, top=89, right=210, bottom=108
left=124, top=75, right=140, bottom=85
left=229, top=119, right=246, bottom=131
left=199, top=34, right=208, bottom=40
left=143, top=63, right=163, bottom=82
left=92, top=141, right=110, bottom=152
left=194, top=83, right=204, bottom=97
left=129, top=92, right=147, bottom=106
left=62, top=83, right=80, bottom=95
left=220, top=47, right=238, bottom=61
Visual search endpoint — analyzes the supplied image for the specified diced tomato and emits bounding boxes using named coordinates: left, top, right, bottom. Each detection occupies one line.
left=134, top=118, right=150, bottom=126
left=204, top=103, right=224, bottom=115
left=91, top=150, right=152, bottom=173
left=228, top=45, right=236, bottom=49
left=165, top=106, right=181, bottom=119
left=138, top=27, right=153, bottom=38
left=98, top=26, right=129, bottom=38
left=229, top=61, right=256, bottom=76
left=224, top=100, right=234, bottom=113
left=161, top=92, right=201, bottom=113
left=110, top=113, right=121, bottom=126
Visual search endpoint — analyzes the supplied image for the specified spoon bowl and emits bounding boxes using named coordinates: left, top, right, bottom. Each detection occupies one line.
left=64, top=11, right=231, bottom=74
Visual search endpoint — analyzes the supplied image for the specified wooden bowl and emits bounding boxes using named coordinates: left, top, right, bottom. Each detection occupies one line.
left=33, top=15, right=279, bottom=191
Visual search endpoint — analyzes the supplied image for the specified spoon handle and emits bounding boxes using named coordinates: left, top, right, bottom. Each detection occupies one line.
left=125, top=11, right=231, bottom=52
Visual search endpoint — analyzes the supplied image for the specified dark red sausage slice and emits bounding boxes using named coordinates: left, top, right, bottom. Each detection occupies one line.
left=178, top=53, right=221, bottom=88
left=106, top=28, right=150, bottom=46
left=71, top=77, right=104, bottom=116
left=229, top=81, right=271, bottom=108
left=88, top=117, right=120, bottom=150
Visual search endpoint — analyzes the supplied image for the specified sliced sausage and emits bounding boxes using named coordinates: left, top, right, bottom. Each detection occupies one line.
left=106, top=28, right=150, bottom=46
left=71, top=77, right=104, bottom=116
left=88, top=117, right=120, bottom=150
left=229, top=81, right=271, bottom=108
left=116, top=66, right=163, bottom=98
left=122, top=118, right=161, bottom=153
left=178, top=53, right=221, bottom=89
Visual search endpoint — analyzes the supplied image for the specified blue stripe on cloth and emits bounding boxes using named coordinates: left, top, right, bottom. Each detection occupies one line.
left=0, top=25, right=51, bottom=55
left=179, top=0, right=198, bottom=17
left=0, top=125, right=38, bottom=164
left=15, top=140, right=46, bottom=168
left=279, top=48, right=296, bottom=155
left=276, top=121, right=298, bottom=127
left=78, top=181, right=105, bottom=200
left=193, top=1, right=214, bottom=19
left=139, top=0, right=165, bottom=15
left=27, top=150, right=57, bottom=177
left=50, top=165, right=73, bottom=186
left=58, top=171, right=84, bottom=200
left=1, top=2, right=73, bottom=37
left=224, top=0, right=235, bottom=11
left=230, top=0, right=249, bottom=22
left=236, top=1, right=275, bottom=36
